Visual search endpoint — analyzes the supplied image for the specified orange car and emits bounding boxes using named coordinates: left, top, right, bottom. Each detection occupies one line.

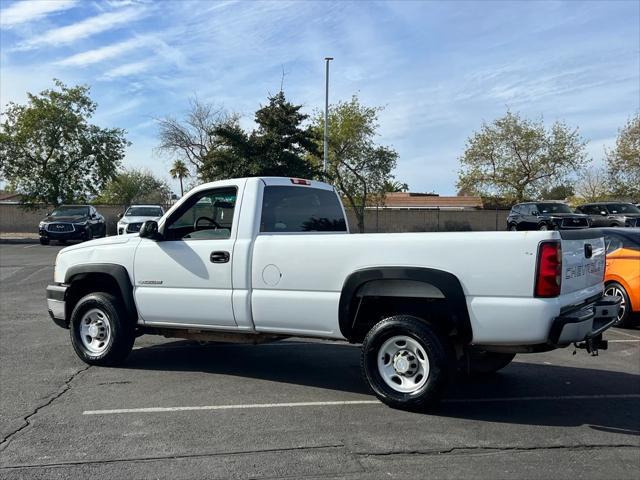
left=601, top=228, right=640, bottom=327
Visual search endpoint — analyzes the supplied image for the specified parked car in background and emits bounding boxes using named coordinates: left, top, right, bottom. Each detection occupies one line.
left=39, top=205, right=106, bottom=245
left=600, top=228, right=640, bottom=327
left=575, top=202, right=640, bottom=228
left=507, top=202, right=590, bottom=231
left=117, top=205, right=165, bottom=235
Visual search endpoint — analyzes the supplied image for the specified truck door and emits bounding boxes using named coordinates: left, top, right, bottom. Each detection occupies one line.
left=133, top=185, right=240, bottom=327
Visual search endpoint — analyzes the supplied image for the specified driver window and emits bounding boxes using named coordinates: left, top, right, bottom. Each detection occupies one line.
left=165, top=187, right=237, bottom=241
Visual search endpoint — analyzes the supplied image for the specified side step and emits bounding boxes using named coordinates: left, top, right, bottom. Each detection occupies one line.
left=142, top=327, right=287, bottom=345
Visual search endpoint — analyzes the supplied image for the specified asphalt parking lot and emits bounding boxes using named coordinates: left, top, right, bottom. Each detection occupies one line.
left=0, top=243, right=639, bottom=479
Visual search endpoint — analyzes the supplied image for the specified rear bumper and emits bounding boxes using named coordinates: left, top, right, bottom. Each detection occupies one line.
left=46, top=284, right=68, bottom=328
left=548, top=295, right=620, bottom=346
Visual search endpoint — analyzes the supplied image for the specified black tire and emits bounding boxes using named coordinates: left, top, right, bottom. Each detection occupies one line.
left=538, top=223, right=549, bottom=231
left=39, top=237, right=49, bottom=245
left=82, top=228, right=93, bottom=242
left=69, top=292, right=135, bottom=366
left=461, top=350, right=515, bottom=375
left=361, top=315, right=452, bottom=411
left=508, top=224, right=517, bottom=231
left=604, top=282, right=634, bottom=328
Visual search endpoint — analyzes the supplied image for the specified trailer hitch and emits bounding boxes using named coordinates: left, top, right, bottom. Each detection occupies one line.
left=574, top=334, right=608, bottom=356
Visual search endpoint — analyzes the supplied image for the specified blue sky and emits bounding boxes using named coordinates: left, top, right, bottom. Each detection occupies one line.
left=1, top=0, right=638, bottom=195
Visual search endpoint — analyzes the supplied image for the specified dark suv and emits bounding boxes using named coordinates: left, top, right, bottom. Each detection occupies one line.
left=575, top=202, right=640, bottom=228
left=38, top=205, right=106, bottom=245
left=507, top=202, right=590, bottom=231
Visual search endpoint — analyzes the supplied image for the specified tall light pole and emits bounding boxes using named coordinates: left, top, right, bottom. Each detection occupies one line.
left=323, top=57, right=333, bottom=173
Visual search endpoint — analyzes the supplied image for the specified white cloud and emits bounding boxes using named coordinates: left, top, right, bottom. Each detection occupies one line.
left=0, top=0, right=77, bottom=27
left=56, top=36, right=149, bottom=67
left=102, top=60, right=153, bottom=79
left=17, top=8, right=145, bottom=49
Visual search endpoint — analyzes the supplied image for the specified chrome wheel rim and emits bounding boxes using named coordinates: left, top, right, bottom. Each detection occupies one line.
left=539, top=224, right=548, bottom=231
left=604, top=286, right=626, bottom=323
left=377, top=335, right=429, bottom=393
left=79, top=308, right=111, bottom=354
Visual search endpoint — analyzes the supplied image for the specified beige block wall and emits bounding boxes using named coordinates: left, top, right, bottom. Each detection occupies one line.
left=1, top=204, right=510, bottom=235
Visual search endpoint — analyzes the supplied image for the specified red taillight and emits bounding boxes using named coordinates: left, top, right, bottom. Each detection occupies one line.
left=535, top=241, right=562, bottom=298
left=290, top=178, right=311, bottom=185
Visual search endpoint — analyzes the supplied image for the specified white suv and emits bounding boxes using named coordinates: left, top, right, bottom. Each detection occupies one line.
left=117, top=205, right=165, bottom=235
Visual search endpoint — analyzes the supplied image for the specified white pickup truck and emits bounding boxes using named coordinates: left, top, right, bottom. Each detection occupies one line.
left=47, top=177, right=620, bottom=410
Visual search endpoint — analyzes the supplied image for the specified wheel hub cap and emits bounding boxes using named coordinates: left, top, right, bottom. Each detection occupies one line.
left=392, top=351, right=416, bottom=375
left=377, top=335, right=430, bottom=394
left=79, top=308, right=111, bottom=354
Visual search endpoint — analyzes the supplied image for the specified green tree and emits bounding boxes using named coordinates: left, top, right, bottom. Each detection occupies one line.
left=169, top=159, right=190, bottom=197
left=310, top=95, right=398, bottom=233
left=457, top=111, right=588, bottom=202
left=201, top=91, right=318, bottom=180
left=383, top=180, right=410, bottom=193
left=0, top=79, right=128, bottom=206
left=540, top=184, right=574, bottom=200
left=607, top=115, right=640, bottom=200
left=97, top=169, right=171, bottom=205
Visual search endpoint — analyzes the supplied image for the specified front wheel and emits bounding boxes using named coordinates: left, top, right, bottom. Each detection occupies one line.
left=361, top=315, right=452, bottom=411
left=39, top=237, right=50, bottom=245
left=604, top=282, right=633, bottom=328
left=508, top=224, right=517, bottom=231
left=538, top=223, right=549, bottom=231
left=70, top=292, right=135, bottom=366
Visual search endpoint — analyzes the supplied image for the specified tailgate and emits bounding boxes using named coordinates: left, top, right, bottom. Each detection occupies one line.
left=559, top=230, right=606, bottom=295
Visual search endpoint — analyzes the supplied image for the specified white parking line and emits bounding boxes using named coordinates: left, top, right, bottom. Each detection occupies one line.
left=610, top=329, right=640, bottom=339
left=608, top=339, right=640, bottom=343
left=83, top=400, right=380, bottom=415
left=82, top=394, right=640, bottom=416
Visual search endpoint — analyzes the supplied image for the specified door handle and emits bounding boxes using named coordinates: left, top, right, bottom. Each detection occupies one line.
left=210, top=251, right=230, bottom=263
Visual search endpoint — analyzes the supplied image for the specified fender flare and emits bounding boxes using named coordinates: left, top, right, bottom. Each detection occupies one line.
left=64, top=263, right=137, bottom=321
left=338, top=267, right=471, bottom=342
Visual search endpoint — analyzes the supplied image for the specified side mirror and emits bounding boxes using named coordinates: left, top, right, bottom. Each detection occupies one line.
left=600, top=211, right=607, bottom=216
left=91, top=213, right=96, bottom=219
left=117, top=212, right=123, bottom=219
left=532, top=211, right=539, bottom=216
left=139, top=220, right=161, bottom=240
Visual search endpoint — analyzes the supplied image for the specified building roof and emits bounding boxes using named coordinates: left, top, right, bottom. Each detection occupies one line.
left=0, top=192, right=23, bottom=204
left=381, top=192, right=483, bottom=209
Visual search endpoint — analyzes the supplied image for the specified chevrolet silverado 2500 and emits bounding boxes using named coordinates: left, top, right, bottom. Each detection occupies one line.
left=46, top=177, right=620, bottom=410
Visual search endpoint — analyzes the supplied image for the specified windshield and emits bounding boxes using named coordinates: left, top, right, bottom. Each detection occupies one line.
left=126, top=206, right=163, bottom=217
left=51, top=206, right=89, bottom=217
left=536, top=203, right=573, bottom=214
left=606, top=203, right=640, bottom=214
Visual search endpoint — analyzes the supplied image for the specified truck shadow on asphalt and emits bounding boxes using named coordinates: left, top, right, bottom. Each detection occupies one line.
left=125, top=340, right=639, bottom=435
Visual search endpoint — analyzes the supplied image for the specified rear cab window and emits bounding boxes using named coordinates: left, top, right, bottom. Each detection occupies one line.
left=260, top=186, right=347, bottom=233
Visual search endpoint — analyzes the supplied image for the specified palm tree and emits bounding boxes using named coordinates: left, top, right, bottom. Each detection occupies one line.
left=169, top=160, right=189, bottom=197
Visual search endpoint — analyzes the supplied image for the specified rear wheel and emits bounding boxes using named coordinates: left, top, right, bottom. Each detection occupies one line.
left=538, top=223, right=549, bottom=231
left=604, top=282, right=633, bottom=328
left=39, top=237, right=49, bottom=245
left=361, top=315, right=452, bottom=411
left=70, top=292, right=135, bottom=366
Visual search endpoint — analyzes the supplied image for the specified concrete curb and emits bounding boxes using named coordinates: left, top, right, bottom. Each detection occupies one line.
left=0, top=237, right=40, bottom=244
